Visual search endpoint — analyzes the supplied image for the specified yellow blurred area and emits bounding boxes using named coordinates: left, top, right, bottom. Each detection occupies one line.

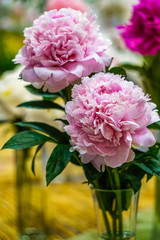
left=0, top=30, right=24, bottom=75
left=2, top=31, right=23, bottom=55
left=0, top=1, right=157, bottom=239
left=0, top=135, right=156, bottom=239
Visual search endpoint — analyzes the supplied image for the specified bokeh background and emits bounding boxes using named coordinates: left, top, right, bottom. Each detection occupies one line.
left=0, top=0, right=156, bottom=240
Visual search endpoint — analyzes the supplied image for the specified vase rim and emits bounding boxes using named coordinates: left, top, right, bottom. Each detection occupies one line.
left=90, top=185, right=136, bottom=193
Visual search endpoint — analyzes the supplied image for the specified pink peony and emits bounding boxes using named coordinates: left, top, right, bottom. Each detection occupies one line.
left=46, top=0, right=89, bottom=13
left=65, top=72, right=159, bottom=170
left=118, top=0, right=160, bottom=55
left=13, top=9, right=111, bottom=93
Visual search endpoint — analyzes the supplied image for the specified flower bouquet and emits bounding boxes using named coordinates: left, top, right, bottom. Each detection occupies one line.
left=2, top=8, right=160, bottom=240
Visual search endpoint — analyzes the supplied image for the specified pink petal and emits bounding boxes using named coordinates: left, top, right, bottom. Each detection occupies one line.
left=34, top=66, right=67, bottom=81
left=104, top=140, right=131, bottom=168
left=91, top=155, right=105, bottom=172
left=133, top=128, right=156, bottom=147
left=126, top=149, right=135, bottom=163
left=81, top=153, right=105, bottom=172
left=43, top=75, right=68, bottom=92
left=81, top=153, right=95, bottom=164
left=101, top=123, right=113, bottom=140
left=63, top=62, right=84, bottom=78
left=21, top=67, right=42, bottom=82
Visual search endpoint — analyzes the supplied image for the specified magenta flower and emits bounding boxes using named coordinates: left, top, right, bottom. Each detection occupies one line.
left=13, top=9, right=111, bottom=92
left=65, top=73, right=159, bottom=170
left=118, top=0, right=160, bottom=55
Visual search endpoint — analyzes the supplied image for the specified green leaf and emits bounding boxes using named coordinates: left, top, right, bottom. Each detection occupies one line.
left=147, top=121, right=160, bottom=130
left=70, top=151, right=81, bottom=166
left=135, top=159, right=160, bottom=178
left=31, top=143, right=44, bottom=175
left=25, top=85, right=62, bottom=98
left=109, top=67, right=127, bottom=78
left=120, top=165, right=145, bottom=193
left=16, top=121, right=69, bottom=144
left=120, top=64, right=144, bottom=73
left=146, top=173, right=153, bottom=182
left=61, top=85, right=72, bottom=102
left=54, top=118, right=68, bottom=125
left=121, top=190, right=133, bottom=211
left=121, top=172, right=143, bottom=193
left=46, top=144, right=72, bottom=185
left=82, top=162, right=102, bottom=183
left=2, top=131, right=51, bottom=150
left=147, top=144, right=160, bottom=157
left=133, top=148, right=158, bottom=162
left=17, top=100, right=65, bottom=111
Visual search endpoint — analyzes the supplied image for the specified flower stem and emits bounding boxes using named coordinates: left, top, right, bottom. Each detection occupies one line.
left=113, top=169, right=123, bottom=237
left=106, top=167, right=114, bottom=189
left=106, top=167, right=117, bottom=235
left=94, top=180, right=111, bottom=237
left=66, top=85, right=72, bottom=102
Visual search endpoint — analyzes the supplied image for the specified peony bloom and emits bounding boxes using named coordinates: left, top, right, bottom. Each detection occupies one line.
left=13, top=9, right=111, bottom=93
left=65, top=72, right=159, bottom=170
left=118, top=0, right=160, bottom=55
left=46, top=0, right=89, bottom=13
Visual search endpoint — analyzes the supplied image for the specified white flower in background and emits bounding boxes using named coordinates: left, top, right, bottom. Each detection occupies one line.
left=96, top=0, right=138, bottom=28
left=0, top=66, right=64, bottom=125
left=91, top=0, right=141, bottom=85
left=0, top=66, right=30, bottom=120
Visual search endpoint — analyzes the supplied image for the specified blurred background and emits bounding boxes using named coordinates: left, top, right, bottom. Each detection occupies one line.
left=0, top=0, right=155, bottom=240
left=0, top=0, right=140, bottom=77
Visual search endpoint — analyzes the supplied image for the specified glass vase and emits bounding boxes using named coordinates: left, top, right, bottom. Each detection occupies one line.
left=15, top=148, right=49, bottom=240
left=91, top=187, right=139, bottom=240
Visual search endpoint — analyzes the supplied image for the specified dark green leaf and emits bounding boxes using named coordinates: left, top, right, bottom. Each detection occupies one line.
left=2, top=131, right=51, bottom=150
left=17, top=100, right=65, bottom=111
left=148, top=144, right=160, bottom=157
left=120, top=64, right=145, bottom=74
left=147, top=121, right=160, bottom=130
left=121, top=190, right=133, bottom=211
left=97, top=190, right=115, bottom=215
left=133, top=148, right=158, bottom=162
left=147, top=173, right=153, bottom=182
left=46, top=144, right=72, bottom=185
left=82, top=162, right=102, bottom=183
left=135, top=159, right=160, bottom=178
left=121, top=165, right=145, bottom=193
left=121, top=173, right=142, bottom=193
left=109, top=67, right=127, bottom=78
left=70, top=151, right=81, bottom=166
left=25, top=85, right=62, bottom=98
left=54, top=118, right=68, bottom=125
left=31, top=143, right=44, bottom=175
left=61, top=85, right=72, bottom=102
left=16, top=122, right=69, bottom=144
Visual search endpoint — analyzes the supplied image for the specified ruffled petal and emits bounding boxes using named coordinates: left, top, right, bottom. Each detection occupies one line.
left=104, top=140, right=131, bottom=168
left=133, top=128, right=156, bottom=147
